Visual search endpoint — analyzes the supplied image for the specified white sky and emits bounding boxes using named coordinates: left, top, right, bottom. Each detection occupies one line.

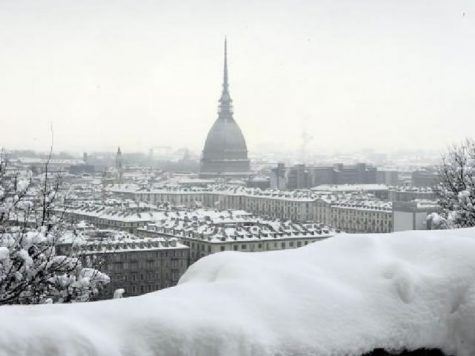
left=0, top=0, right=474, bottom=155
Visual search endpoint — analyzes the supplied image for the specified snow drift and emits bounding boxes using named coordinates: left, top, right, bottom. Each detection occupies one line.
left=2, top=228, right=475, bottom=356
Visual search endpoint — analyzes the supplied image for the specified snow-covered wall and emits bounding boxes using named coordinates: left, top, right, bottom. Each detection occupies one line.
left=2, top=228, right=475, bottom=356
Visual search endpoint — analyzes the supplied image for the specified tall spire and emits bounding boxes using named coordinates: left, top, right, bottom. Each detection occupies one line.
left=223, top=37, right=229, bottom=93
left=115, top=146, right=123, bottom=184
left=218, top=37, right=233, bottom=120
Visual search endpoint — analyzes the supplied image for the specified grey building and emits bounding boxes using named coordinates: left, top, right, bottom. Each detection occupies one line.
left=270, top=163, right=288, bottom=190
left=376, top=170, right=400, bottom=186
left=272, top=163, right=378, bottom=190
left=392, top=201, right=439, bottom=232
left=333, top=163, right=377, bottom=185
left=287, top=164, right=311, bottom=190
left=411, top=169, right=439, bottom=187
left=59, top=235, right=189, bottom=300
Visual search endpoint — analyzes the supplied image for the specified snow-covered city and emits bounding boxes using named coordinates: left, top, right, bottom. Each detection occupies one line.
left=1, top=1, right=475, bottom=355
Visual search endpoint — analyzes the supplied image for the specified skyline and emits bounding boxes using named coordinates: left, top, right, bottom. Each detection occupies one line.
left=1, top=0, right=474, bottom=155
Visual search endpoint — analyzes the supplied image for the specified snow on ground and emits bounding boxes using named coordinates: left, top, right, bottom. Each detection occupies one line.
left=2, top=228, right=475, bottom=356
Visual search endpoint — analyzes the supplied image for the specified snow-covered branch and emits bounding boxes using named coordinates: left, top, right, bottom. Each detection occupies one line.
left=0, top=154, right=109, bottom=305
left=435, top=138, right=475, bottom=228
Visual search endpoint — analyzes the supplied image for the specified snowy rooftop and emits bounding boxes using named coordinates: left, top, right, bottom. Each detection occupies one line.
left=388, top=185, right=435, bottom=193
left=79, top=237, right=188, bottom=253
left=110, top=184, right=321, bottom=201
left=59, top=229, right=188, bottom=252
left=138, top=184, right=332, bottom=202
left=62, top=204, right=254, bottom=225
left=17, top=157, right=84, bottom=165
left=1, top=228, right=475, bottom=355
left=311, top=184, right=389, bottom=192
left=413, top=199, right=439, bottom=209
left=59, top=206, right=163, bottom=223
left=332, top=200, right=392, bottom=212
left=106, top=183, right=141, bottom=193
left=108, top=184, right=393, bottom=209
left=141, top=219, right=334, bottom=243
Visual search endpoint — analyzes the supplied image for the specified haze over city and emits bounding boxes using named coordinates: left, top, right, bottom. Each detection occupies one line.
left=1, top=0, right=474, bottom=155
left=4, top=1, right=475, bottom=356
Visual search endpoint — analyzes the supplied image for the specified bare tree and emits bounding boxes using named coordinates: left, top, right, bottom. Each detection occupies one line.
left=0, top=151, right=109, bottom=305
left=435, top=139, right=475, bottom=228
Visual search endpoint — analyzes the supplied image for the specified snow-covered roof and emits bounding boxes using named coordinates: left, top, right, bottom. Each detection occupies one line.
left=413, top=199, right=439, bottom=209
left=332, top=200, right=392, bottom=212
left=61, top=204, right=254, bottom=225
left=106, top=183, right=141, bottom=193
left=17, top=157, right=84, bottom=165
left=58, top=206, right=162, bottom=223
left=108, top=184, right=393, bottom=209
left=79, top=237, right=188, bottom=253
left=2, top=228, right=475, bottom=355
left=141, top=219, right=334, bottom=243
left=311, top=184, right=389, bottom=192
left=59, top=228, right=188, bottom=252
left=388, top=185, right=435, bottom=193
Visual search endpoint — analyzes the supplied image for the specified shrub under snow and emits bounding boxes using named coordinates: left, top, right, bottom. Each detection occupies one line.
left=1, top=228, right=475, bottom=355
left=436, top=139, right=475, bottom=228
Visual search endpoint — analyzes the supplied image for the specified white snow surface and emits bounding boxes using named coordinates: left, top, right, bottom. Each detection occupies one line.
left=2, top=228, right=475, bottom=355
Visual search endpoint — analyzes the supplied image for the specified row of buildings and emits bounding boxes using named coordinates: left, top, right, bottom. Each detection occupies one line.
left=107, top=184, right=438, bottom=234
left=271, top=163, right=386, bottom=190
left=270, top=163, right=439, bottom=190
left=58, top=208, right=335, bottom=299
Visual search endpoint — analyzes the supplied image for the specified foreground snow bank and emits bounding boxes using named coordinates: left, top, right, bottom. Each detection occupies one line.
left=2, top=229, right=475, bottom=356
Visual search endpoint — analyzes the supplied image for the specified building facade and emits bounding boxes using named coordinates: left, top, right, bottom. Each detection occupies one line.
left=57, top=232, right=189, bottom=300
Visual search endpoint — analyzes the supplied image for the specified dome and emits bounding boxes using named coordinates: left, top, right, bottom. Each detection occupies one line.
left=200, top=116, right=251, bottom=178
left=202, top=118, right=248, bottom=160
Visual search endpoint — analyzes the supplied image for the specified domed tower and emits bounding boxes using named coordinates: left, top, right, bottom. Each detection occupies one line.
left=200, top=39, right=251, bottom=179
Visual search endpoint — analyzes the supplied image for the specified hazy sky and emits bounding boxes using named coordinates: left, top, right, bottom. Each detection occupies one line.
left=0, top=0, right=474, bottom=155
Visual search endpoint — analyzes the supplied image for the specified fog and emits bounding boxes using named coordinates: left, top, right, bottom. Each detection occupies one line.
left=0, top=0, right=474, bottom=155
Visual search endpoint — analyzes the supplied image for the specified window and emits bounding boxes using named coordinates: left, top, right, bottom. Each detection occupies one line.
left=241, top=244, right=247, bottom=249
left=233, top=245, right=238, bottom=251
left=220, top=246, right=225, bottom=251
